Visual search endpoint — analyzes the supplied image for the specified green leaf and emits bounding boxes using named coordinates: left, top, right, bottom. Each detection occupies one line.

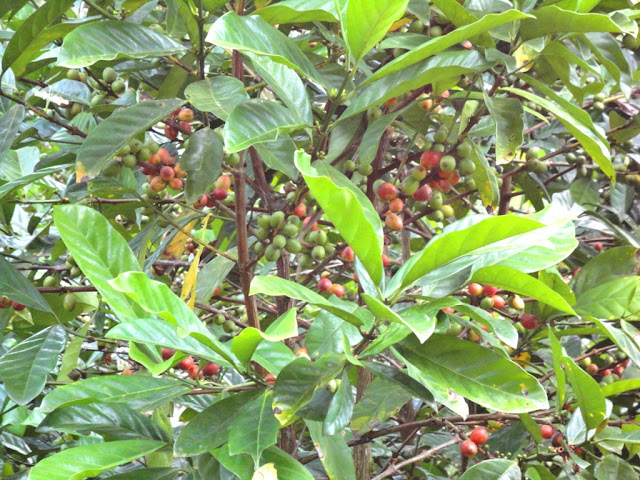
left=184, top=76, right=248, bottom=121
left=470, top=266, right=576, bottom=314
left=484, top=94, right=523, bottom=164
left=469, top=142, right=500, bottom=207
left=306, top=311, right=362, bottom=359
left=181, top=127, right=224, bottom=204
left=363, top=10, right=530, bottom=86
left=0, top=325, right=66, bottom=405
left=306, top=420, right=357, bottom=480
left=174, top=389, right=264, bottom=456
left=228, top=390, right=280, bottom=464
left=273, top=354, right=345, bottom=425
left=206, top=12, right=322, bottom=83
left=0, top=104, right=24, bottom=165
left=2, top=0, right=75, bottom=73
left=548, top=328, right=567, bottom=413
left=58, top=319, right=90, bottom=381
left=254, top=136, right=299, bottom=179
left=601, top=379, right=640, bottom=398
left=296, top=151, right=384, bottom=285
left=572, top=246, right=640, bottom=296
left=0, top=254, right=52, bottom=313
left=28, top=439, right=165, bottom=480
left=350, top=377, right=411, bottom=434
left=594, top=430, right=640, bottom=445
left=58, top=21, right=187, bottom=67
left=75, top=99, right=184, bottom=177
left=106, top=468, right=180, bottom=480
left=574, top=277, right=640, bottom=320
left=223, top=99, right=309, bottom=153
left=260, top=446, right=315, bottom=480
left=591, top=319, right=640, bottom=367
left=52, top=205, right=146, bottom=323
left=396, top=335, right=548, bottom=413
left=255, top=0, right=338, bottom=23
left=520, top=7, right=636, bottom=41
left=250, top=275, right=368, bottom=327
left=362, top=294, right=433, bottom=342
left=595, top=455, right=639, bottom=480
left=583, top=33, right=632, bottom=98
left=109, top=272, right=235, bottom=363
left=40, top=376, right=191, bottom=413
left=195, top=252, right=236, bottom=303
left=232, top=309, right=298, bottom=364
left=0, top=0, right=29, bottom=18
left=455, top=303, right=518, bottom=349
left=562, top=357, right=606, bottom=430
left=362, top=361, right=435, bottom=404
left=38, top=403, right=171, bottom=442
left=323, top=371, right=354, bottom=435
left=459, top=459, right=521, bottom=480
left=344, top=0, right=409, bottom=63
left=358, top=111, right=400, bottom=167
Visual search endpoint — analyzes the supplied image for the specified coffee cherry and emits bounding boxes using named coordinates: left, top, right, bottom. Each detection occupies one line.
left=11, top=301, right=25, bottom=311
left=160, top=166, right=175, bottom=181
left=367, top=106, right=382, bottom=122
left=593, top=242, right=603, bottom=251
left=511, top=295, right=525, bottom=310
left=62, top=294, right=77, bottom=312
left=401, top=176, right=419, bottom=196
left=223, top=320, right=237, bottom=333
left=480, top=296, right=495, bottom=309
left=420, top=150, right=443, bottom=170
left=540, top=425, right=554, bottom=439
left=293, top=204, right=307, bottom=218
left=178, top=108, right=194, bottom=122
left=412, top=185, right=432, bottom=202
left=178, top=356, right=194, bottom=370
left=265, top=244, right=282, bottom=262
left=188, top=364, right=203, bottom=380
left=270, top=211, right=286, bottom=228
left=381, top=253, right=391, bottom=267
left=282, top=223, right=298, bottom=238
left=67, top=69, right=80, bottom=81
left=102, top=67, right=117, bottom=84
left=180, top=121, right=192, bottom=135
left=586, top=363, right=599, bottom=376
left=341, top=247, right=355, bottom=263
left=377, top=182, right=398, bottom=201
left=483, top=285, right=498, bottom=297
left=311, top=245, right=326, bottom=261
left=492, top=295, right=506, bottom=309
left=520, top=313, right=538, bottom=330
left=468, top=283, right=483, bottom=296
left=418, top=98, right=433, bottom=110
left=389, top=198, right=404, bottom=214
left=460, top=439, right=478, bottom=457
left=551, top=433, right=564, bottom=447
left=212, top=187, right=227, bottom=201
left=385, top=213, right=403, bottom=231
left=265, top=373, right=276, bottom=386
left=329, top=284, right=345, bottom=297
left=161, top=348, right=175, bottom=360
left=469, top=427, right=489, bottom=445
left=150, top=176, right=167, bottom=192
left=273, top=235, right=287, bottom=249
left=164, top=124, right=179, bottom=140
left=111, top=78, right=126, bottom=93
left=458, top=158, right=476, bottom=175
left=317, top=278, right=333, bottom=294
left=440, top=204, right=454, bottom=218
left=122, top=369, right=134, bottom=375
left=169, top=178, right=184, bottom=190
left=202, top=362, right=220, bottom=376
left=285, top=238, right=301, bottom=254
left=439, top=155, right=456, bottom=173
left=384, top=97, right=398, bottom=108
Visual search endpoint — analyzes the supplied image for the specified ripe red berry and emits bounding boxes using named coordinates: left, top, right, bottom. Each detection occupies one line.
left=212, top=187, right=228, bottom=201
left=384, top=97, right=398, bottom=108
left=11, top=301, right=25, bottom=311
left=613, top=365, right=625, bottom=376
left=381, top=253, right=391, bottom=267
left=436, top=90, right=450, bottom=103
left=329, top=284, right=345, bottom=297
left=188, top=364, right=203, bottom=379
left=215, top=174, right=232, bottom=190
left=492, top=295, right=506, bottom=309
left=317, top=278, right=332, bottom=292
left=202, top=362, right=220, bottom=376
left=468, top=283, right=483, bottom=296
left=160, top=166, right=175, bottom=181
left=460, top=439, right=478, bottom=457
left=178, top=356, right=194, bottom=370
left=593, top=242, right=603, bottom=251
left=340, top=246, right=355, bottom=263
left=483, top=285, right=498, bottom=297
left=520, top=313, right=538, bottom=330
left=303, top=216, right=319, bottom=231
left=265, top=373, right=276, bottom=386
left=469, top=427, right=489, bottom=445
left=179, top=121, right=192, bottom=135
left=168, top=177, right=184, bottom=190
left=294, top=347, right=309, bottom=358
left=420, top=150, right=443, bottom=170
left=164, top=124, right=178, bottom=140
left=602, top=369, right=612, bottom=376
left=412, top=184, right=432, bottom=202
left=377, top=182, right=398, bottom=201
left=441, top=307, right=454, bottom=314
left=122, top=369, right=134, bottom=375
left=213, top=286, right=221, bottom=297
left=161, top=348, right=175, bottom=360
left=540, top=425, right=554, bottom=439
left=293, top=204, right=307, bottom=218
left=461, top=40, right=473, bottom=49
left=586, top=363, right=599, bottom=376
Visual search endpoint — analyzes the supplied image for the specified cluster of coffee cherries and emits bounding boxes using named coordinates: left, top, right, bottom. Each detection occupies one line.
left=161, top=348, right=221, bottom=380
left=137, top=147, right=186, bottom=193
left=164, top=107, right=194, bottom=140
left=0, top=296, right=25, bottom=312
left=316, top=274, right=345, bottom=298
left=65, top=67, right=127, bottom=117
left=467, top=283, right=508, bottom=310
left=460, top=426, right=489, bottom=457
left=194, top=174, right=234, bottom=209
left=579, top=350, right=628, bottom=385
left=211, top=312, right=239, bottom=334
left=254, top=210, right=304, bottom=262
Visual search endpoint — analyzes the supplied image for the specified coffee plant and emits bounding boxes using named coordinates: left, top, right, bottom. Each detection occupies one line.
left=0, top=0, right=640, bottom=479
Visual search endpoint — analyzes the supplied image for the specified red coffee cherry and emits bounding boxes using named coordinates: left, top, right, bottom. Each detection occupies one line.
left=460, top=439, right=478, bottom=457
left=469, top=427, right=489, bottom=446
left=520, top=313, right=538, bottom=330
left=317, top=278, right=332, bottom=292
left=540, top=425, right=554, bottom=439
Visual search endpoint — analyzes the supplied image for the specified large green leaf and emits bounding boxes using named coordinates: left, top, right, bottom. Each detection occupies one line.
left=323, top=371, right=354, bottom=435
left=254, top=135, right=299, bottom=179
left=562, top=357, right=606, bottom=430
left=574, top=277, right=640, bottom=320
left=306, top=420, right=356, bottom=480
left=106, top=468, right=180, bottom=480
left=362, top=294, right=433, bottom=342
left=28, top=440, right=166, bottom=480
left=174, top=389, right=263, bottom=456
left=396, top=335, right=548, bottom=413
left=180, top=127, right=223, bottom=204
left=256, top=0, right=337, bottom=23
left=0, top=165, right=63, bottom=203
left=350, top=377, right=411, bottom=434
left=296, top=151, right=384, bottom=285
left=459, top=459, right=521, bottom=480
left=344, top=0, right=409, bottom=64
left=250, top=275, right=369, bottom=327
left=206, top=12, right=322, bottom=83
left=223, top=100, right=309, bottom=153
left=58, top=21, right=187, bottom=67
left=305, top=311, right=362, bottom=359
left=0, top=104, right=24, bottom=165
left=38, top=403, right=171, bottom=442
left=595, top=455, right=639, bottom=480
left=0, top=254, right=52, bottom=313
left=484, top=94, right=523, bottom=164
left=273, top=354, right=345, bottom=425
left=548, top=329, right=567, bottom=413
left=75, top=99, right=184, bottom=177
left=195, top=251, right=236, bottom=303
left=470, top=266, right=575, bottom=314
left=109, top=272, right=235, bottom=363
left=232, top=309, right=298, bottom=364
left=454, top=303, right=518, bottom=349
left=184, top=76, right=248, bottom=121
left=362, top=10, right=530, bottom=86
left=228, top=390, right=280, bottom=464
left=592, top=319, right=640, bottom=367
left=362, top=361, right=435, bottom=404
left=0, top=325, right=66, bottom=405
left=40, top=376, right=191, bottom=413
left=52, top=205, right=146, bottom=323
left=572, top=246, right=639, bottom=296
left=470, top=142, right=500, bottom=207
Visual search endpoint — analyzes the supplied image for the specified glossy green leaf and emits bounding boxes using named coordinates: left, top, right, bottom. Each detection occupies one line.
left=174, top=389, right=264, bottom=456
left=273, top=354, right=345, bottom=425
left=254, top=135, right=299, bottom=179
left=52, top=205, right=146, bottom=322
left=350, top=377, right=411, bottom=434
left=362, top=361, right=435, bottom=404
left=323, top=371, right=354, bottom=435
left=396, top=335, right=548, bottom=413
left=0, top=325, right=66, bottom=405
left=211, top=444, right=253, bottom=480
left=455, top=303, right=518, bottom=349
left=232, top=309, right=298, bottom=364
left=255, top=0, right=337, bottom=23
left=40, top=376, right=191, bottom=413
left=459, top=459, right=521, bottom=480
left=484, top=94, right=523, bottom=164
left=362, top=293, right=433, bottom=342
left=470, top=266, right=575, bottom=314
left=28, top=440, right=165, bottom=480
left=594, top=430, right=640, bottom=445
left=184, top=76, right=248, bottom=121
left=106, top=468, right=180, bottom=480
left=260, top=446, right=315, bottom=480
left=0, top=0, right=29, bottom=18
left=358, top=111, right=400, bottom=167
left=572, top=246, right=639, bottom=296
left=75, top=99, right=184, bottom=176
left=253, top=341, right=295, bottom=375
left=195, top=252, right=236, bottom=303
left=344, top=0, right=409, bottom=63
left=38, top=403, right=171, bottom=441
left=57, top=319, right=90, bottom=381
left=306, top=420, right=357, bottom=480
left=110, top=272, right=235, bottom=363
left=562, top=357, right=606, bottom=430
left=363, top=10, right=530, bottom=86
left=592, top=319, right=640, bottom=367
left=470, top=142, right=500, bottom=206
left=228, top=390, right=280, bottom=464
left=250, top=275, right=368, bottom=327
left=574, top=277, right=640, bottom=320
left=0, top=104, right=24, bottom=165
left=58, top=21, right=187, bottom=67
left=595, top=455, right=638, bottom=480
left=296, top=151, right=384, bottom=285
left=181, top=127, right=224, bottom=204
left=0, top=253, right=52, bottom=313
left=548, top=328, right=567, bottom=413
left=223, top=99, right=309, bottom=153
left=306, top=311, right=362, bottom=359
left=206, top=12, right=322, bottom=83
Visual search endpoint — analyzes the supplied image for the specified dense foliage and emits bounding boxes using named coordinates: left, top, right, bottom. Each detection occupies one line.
left=1, top=0, right=640, bottom=479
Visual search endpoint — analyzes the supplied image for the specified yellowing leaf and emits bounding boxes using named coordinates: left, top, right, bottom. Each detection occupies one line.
left=163, top=212, right=198, bottom=259
left=180, top=214, right=212, bottom=310
left=389, top=17, right=411, bottom=32
left=252, top=463, right=277, bottom=480
left=514, top=44, right=538, bottom=72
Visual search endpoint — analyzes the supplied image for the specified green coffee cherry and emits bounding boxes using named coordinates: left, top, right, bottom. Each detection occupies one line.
left=102, top=67, right=117, bottom=84
left=122, top=154, right=138, bottom=169
left=257, top=215, right=271, bottom=229
left=67, top=69, right=80, bottom=81
left=285, top=238, right=301, bottom=254
left=439, top=155, right=456, bottom=173
left=256, top=228, right=270, bottom=240
left=264, top=244, right=281, bottom=262
left=428, top=191, right=444, bottom=209
left=273, top=235, right=287, bottom=249
left=282, top=223, right=298, bottom=237
left=270, top=211, right=285, bottom=228
left=223, top=320, right=236, bottom=333
left=440, top=204, right=454, bottom=218
left=43, top=276, right=58, bottom=287
left=458, top=158, right=475, bottom=175
left=213, top=313, right=226, bottom=325
left=62, top=294, right=77, bottom=312
left=311, top=245, right=326, bottom=261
